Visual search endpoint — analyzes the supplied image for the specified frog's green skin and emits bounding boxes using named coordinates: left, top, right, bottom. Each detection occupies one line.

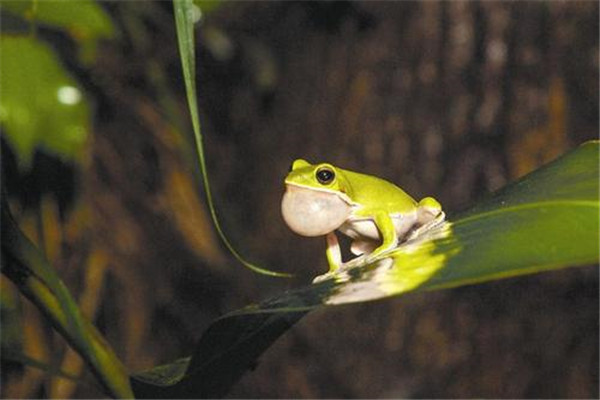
left=281, top=159, right=444, bottom=274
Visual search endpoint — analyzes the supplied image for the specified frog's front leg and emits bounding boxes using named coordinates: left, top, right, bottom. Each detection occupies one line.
left=366, top=210, right=398, bottom=261
left=312, top=232, right=344, bottom=283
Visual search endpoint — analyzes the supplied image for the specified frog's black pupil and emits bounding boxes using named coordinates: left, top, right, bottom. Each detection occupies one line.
left=317, top=168, right=335, bottom=184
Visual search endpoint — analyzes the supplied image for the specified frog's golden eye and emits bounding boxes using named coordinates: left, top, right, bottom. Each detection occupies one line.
left=316, top=167, right=335, bottom=185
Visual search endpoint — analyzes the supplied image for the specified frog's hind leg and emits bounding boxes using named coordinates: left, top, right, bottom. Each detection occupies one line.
left=407, top=197, right=445, bottom=241
left=417, top=197, right=443, bottom=225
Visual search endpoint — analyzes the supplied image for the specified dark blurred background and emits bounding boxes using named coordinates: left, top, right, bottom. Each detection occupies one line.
left=1, top=1, right=598, bottom=398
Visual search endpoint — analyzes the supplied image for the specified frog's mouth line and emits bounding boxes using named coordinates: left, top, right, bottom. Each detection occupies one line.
left=284, top=182, right=356, bottom=206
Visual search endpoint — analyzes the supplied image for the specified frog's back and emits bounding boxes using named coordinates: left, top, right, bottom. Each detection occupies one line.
left=341, top=168, right=417, bottom=212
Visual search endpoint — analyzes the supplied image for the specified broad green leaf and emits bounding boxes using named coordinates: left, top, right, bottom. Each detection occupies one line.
left=1, top=200, right=133, bottom=398
left=0, top=36, right=90, bottom=168
left=131, top=142, right=599, bottom=398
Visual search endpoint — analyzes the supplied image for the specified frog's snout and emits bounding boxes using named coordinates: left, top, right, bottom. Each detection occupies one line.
left=281, top=185, right=351, bottom=237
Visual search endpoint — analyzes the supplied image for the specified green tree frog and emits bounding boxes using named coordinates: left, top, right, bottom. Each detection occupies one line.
left=281, top=159, right=445, bottom=275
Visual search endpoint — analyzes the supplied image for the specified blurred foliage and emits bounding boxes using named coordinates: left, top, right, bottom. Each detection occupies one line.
left=0, top=36, right=90, bottom=168
left=0, top=0, right=115, bottom=169
left=0, top=277, right=23, bottom=358
left=1, top=0, right=115, bottom=61
left=1, top=0, right=114, bottom=38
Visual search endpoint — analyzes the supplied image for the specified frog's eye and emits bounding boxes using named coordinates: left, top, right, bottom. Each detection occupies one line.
left=316, top=167, right=335, bottom=185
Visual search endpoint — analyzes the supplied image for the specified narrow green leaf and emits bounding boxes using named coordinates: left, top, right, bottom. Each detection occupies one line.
left=173, top=0, right=291, bottom=277
left=130, top=141, right=599, bottom=398
left=1, top=200, right=134, bottom=399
